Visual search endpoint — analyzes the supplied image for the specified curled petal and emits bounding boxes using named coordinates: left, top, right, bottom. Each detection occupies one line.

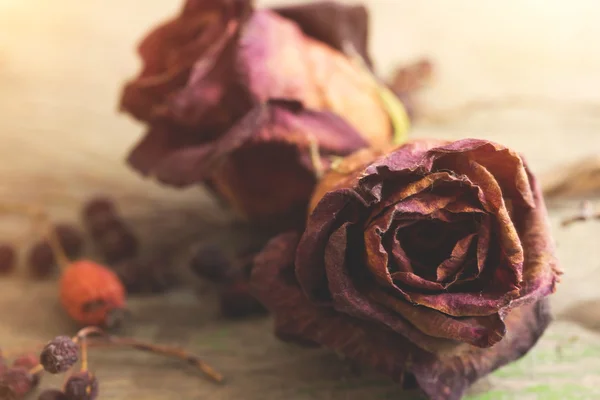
left=135, top=101, right=368, bottom=222
left=325, top=224, right=505, bottom=348
left=120, top=0, right=252, bottom=124
left=508, top=166, right=561, bottom=308
left=412, top=299, right=551, bottom=400
left=272, top=1, right=372, bottom=67
left=296, top=190, right=364, bottom=304
left=436, top=234, right=476, bottom=282
left=236, top=10, right=391, bottom=148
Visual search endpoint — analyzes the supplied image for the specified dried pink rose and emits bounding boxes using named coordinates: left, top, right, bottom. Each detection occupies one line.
left=119, top=0, right=396, bottom=227
left=251, top=139, right=561, bottom=400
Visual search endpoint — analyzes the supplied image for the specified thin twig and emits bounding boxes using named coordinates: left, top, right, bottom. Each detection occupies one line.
left=561, top=201, right=598, bottom=227
left=73, top=327, right=224, bottom=383
left=102, top=337, right=224, bottom=383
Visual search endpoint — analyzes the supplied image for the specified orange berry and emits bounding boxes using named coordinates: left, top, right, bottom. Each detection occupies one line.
left=59, top=260, right=126, bottom=327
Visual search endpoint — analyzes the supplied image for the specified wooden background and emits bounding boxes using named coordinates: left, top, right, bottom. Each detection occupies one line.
left=1, top=0, right=600, bottom=398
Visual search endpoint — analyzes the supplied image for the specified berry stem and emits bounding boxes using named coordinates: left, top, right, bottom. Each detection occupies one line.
left=71, top=326, right=223, bottom=383
left=0, top=202, right=71, bottom=269
left=73, top=326, right=105, bottom=342
left=80, top=337, right=89, bottom=372
left=102, top=336, right=224, bottom=383
left=28, top=364, right=44, bottom=375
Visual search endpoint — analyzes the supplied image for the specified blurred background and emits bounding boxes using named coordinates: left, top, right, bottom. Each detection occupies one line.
left=2, top=0, right=599, bottom=308
left=1, top=1, right=600, bottom=398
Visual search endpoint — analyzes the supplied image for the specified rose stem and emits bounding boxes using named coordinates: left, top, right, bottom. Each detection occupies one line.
left=308, top=136, right=324, bottom=179
left=561, top=201, right=600, bottom=227
left=74, top=327, right=224, bottom=383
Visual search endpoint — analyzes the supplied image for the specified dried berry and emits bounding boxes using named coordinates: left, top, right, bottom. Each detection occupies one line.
left=112, top=258, right=178, bottom=294
left=64, top=371, right=98, bottom=400
left=0, top=367, right=34, bottom=400
left=82, top=198, right=138, bottom=263
left=0, top=244, right=16, bottom=275
left=219, top=281, right=267, bottom=319
left=12, top=354, right=41, bottom=387
left=86, top=220, right=137, bottom=264
left=26, top=223, right=85, bottom=279
left=40, top=336, right=79, bottom=374
left=81, top=197, right=117, bottom=234
left=59, top=260, right=126, bottom=326
left=26, top=241, right=56, bottom=279
left=189, top=244, right=233, bottom=283
left=92, top=224, right=139, bottom=264
left=54, top=224, right=84, bottom=259
left=38, top=389, right=67, bottom=400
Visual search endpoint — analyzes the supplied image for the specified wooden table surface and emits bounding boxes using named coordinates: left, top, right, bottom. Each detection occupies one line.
left=2, top=1, right=600, bottom=399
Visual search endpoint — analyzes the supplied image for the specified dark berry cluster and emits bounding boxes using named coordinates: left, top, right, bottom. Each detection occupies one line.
left=0, top=223, right=84, bottom=280
left=189, top=244, right=267, bottom=319
left=38, top=335, right=97, bottom=400
left=0, top=350, right=40, bottom=400
left=112, top=258, right=178, bottom=294
left=82, top=197, right=138, bottom=264
left=28, top=223, right=85, bottom=278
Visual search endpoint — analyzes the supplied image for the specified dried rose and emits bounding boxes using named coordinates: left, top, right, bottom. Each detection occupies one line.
left=120, top=0, right=395, bottom=226
left=251, top=139, right=561, bottom=400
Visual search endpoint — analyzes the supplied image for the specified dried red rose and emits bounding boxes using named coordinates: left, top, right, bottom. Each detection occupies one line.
left=251, top=139, right=561, bottom=400
left=120, top=0, right=396, bottom=226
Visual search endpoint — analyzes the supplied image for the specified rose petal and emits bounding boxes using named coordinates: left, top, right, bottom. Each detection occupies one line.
left=325, top=225, right=506, bottom=348
left=296, top=190, right=363, bottom=304
left=401, top=288, right=517, bottom=318
left=120, top=0, right=251, bottom=124
left=429, top=139, right=536, bottom=209
left=391, top=271, right=446, bottom=291
left=251, top=232, right=416, bottom=381
left=436, top=233, right=477, bottom=282
left=236, top=10, right=391, bottom=148
left=147, top=100, right=367, bottom=189
left=455, top=160, right=523, bottom=290
left=386, top=225, right=415, bottom=273
left=508, top=166, right=561, bottom=308
left=475, top=215, right=491, bottom=274
left=259, top=232, right=455, bottom=354
left=272, top=2, right=372, bottom=67
left=127, top=125, right=207, bottom=176
left=411, top=299, right=551, bottom=400
left=366, top=172, right=472, bottom=225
